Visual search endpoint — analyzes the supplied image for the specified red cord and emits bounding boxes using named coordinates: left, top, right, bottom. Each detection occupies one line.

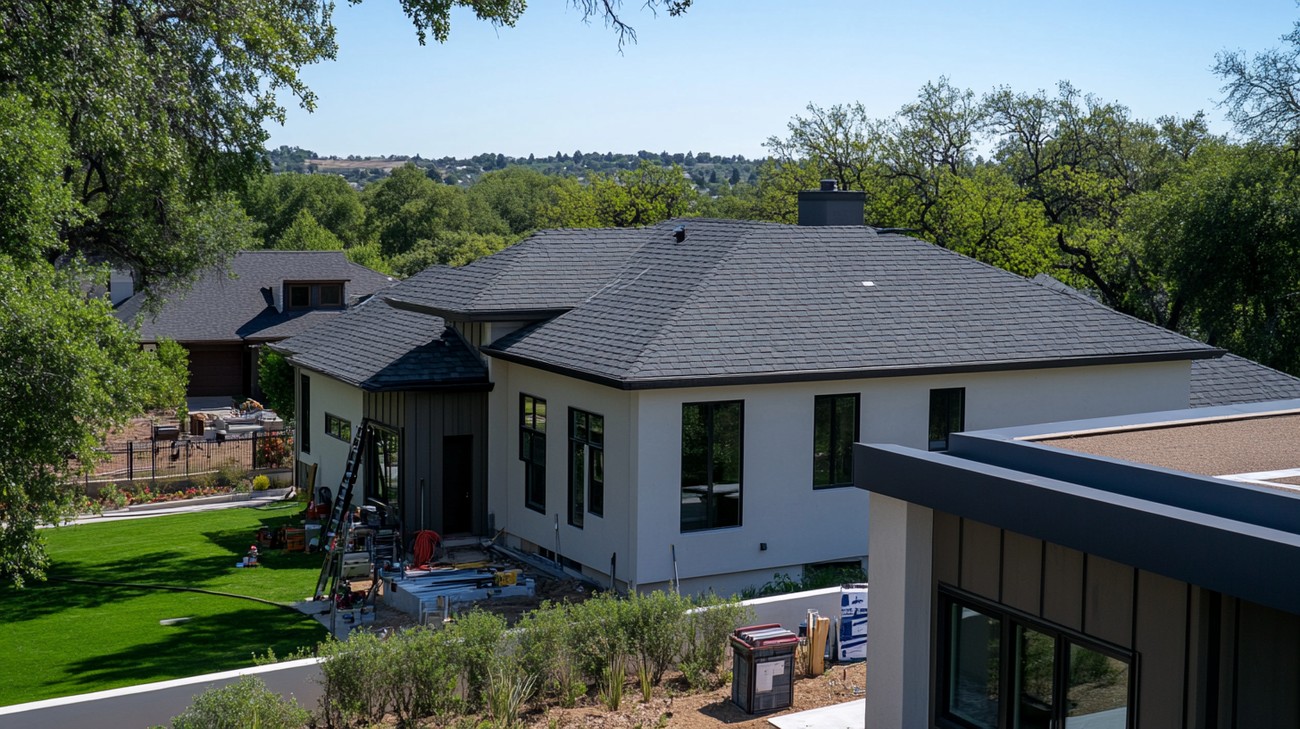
left=411, top=530, right=441, bottom=568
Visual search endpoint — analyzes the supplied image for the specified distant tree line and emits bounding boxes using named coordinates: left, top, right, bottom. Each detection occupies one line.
left=254, top=23, right=1300, bottom=378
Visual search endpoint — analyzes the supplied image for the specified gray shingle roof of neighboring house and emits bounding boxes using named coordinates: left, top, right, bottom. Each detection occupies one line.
left=467, top=219, right=1221, bottom=388
left=270, top=295, right=488, bottom=391
left=385, top=227, right=649, bottom=319
left=115, top=251, right=395, bottom=343
left=1189, top=354, right=1300, bottom=407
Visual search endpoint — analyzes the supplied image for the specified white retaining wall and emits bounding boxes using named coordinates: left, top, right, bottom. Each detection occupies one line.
left=0, top=587, right=853, bottom=728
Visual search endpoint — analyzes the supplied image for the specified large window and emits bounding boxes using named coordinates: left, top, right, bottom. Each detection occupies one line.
left=814, top=394, right=859, bottom=488
left=300, top=374, right=311, bottom=454
left=681, top=401, right=743, bottom=532
left=568, top=409, right=604, bottom=527
left=929, top=387, right=966, bottom=451
left=940, top=591, right=1132, bottom=729
left=520, top=394, right=547, bottom=513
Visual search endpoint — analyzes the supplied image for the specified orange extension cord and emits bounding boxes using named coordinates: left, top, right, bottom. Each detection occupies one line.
left=411, top=530, right=441, bottom=568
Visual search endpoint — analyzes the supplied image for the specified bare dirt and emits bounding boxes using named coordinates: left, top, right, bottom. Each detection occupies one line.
left=524, top=663, right=866, bottom=729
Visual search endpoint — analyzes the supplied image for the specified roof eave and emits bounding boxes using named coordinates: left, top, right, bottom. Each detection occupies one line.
left=382, top=294, right=569, bottom=323
left=482, top=347, right=1227, bottom=391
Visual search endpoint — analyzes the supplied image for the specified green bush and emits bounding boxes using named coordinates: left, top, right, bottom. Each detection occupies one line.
left=566, top=593, right=630, bottom=686
left=516, top=600, right=583, bottom=701
left=317, top=632, right=388, bottom=726
left=166, top=675, right=308, bottom=729
left=680, top=594, right=752, bottom=689
left=446, top=609, right=508, bottom=710
left=623, top=590, right=690, bottom=684
left=252, top=474, right=271, bottom=491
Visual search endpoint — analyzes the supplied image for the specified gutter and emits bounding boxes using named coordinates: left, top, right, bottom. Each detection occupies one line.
left=481, top=347, right=1228, bottom=392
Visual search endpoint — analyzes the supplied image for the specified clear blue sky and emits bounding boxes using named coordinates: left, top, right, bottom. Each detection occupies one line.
left=263, top=0, right=1300, bottom=159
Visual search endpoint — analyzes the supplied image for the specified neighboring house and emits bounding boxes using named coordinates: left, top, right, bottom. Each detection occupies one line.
left=116, top=251, right=394, bottom=399
left=274, top=186, right=1236, bottom=595
left=857, top=397, right=1300, bottom=728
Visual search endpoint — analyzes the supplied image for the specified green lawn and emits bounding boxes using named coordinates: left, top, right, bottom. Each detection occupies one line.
left=0, top=503, right=329, bottom=706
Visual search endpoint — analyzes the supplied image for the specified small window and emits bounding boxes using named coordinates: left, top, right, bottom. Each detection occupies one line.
left=325, top=413, right=351, bottom=442
left=681, top=401, right=742, bottom=532
left=520, top=394, right=547, bottom=513
left=319, top=284, right=343, bottom=307
left=814, top=394, right=859, bottom=488
left=288, top=284, right=310, bottom=309
left=929, top=387, right=965, bottom=451
left=569, top=409, right=605, bottom=527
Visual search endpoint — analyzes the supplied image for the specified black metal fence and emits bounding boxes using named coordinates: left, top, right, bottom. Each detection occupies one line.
left=75, top=430, right=294, bottom=489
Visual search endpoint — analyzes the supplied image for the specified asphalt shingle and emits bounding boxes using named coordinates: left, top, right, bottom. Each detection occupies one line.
left=115, top=251, right=395, bottom=343
left=481, top=220, right=1219, bottom=386
left=1189, top=354, right=1300, bottom=407
left=272, top=296, right=487, bottom=391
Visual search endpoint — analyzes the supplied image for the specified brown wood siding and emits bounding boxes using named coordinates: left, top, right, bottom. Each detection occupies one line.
left=1083, top=555, right=1134, bottom=646
left=1135, top=570, right=1190, bottom=728
left=929, top=514, right=1300, bottom=728
left=999, top=531, right=1041, bottom=615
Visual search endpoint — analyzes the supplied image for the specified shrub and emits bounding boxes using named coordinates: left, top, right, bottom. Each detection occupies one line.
left=623, top=590, right=690, bottom=684
left=446, top=609, right=508, bottom=710
left=485, top=663, right=536, bottom=729
left=99, top=483, right=128, bottom=510
left=167, top=675, right=308, bottom=729
left=388, top=626, right=464, bottom=726
left=252, top=474, right=271, bottom=491
left=680, top=594, right=752, bottom=689
left=516, top=601, right=582, bottom=701
left=317, top=632, right=388, bottom=726
left=215, top=460, right=245, bottom=489
left=566, top=592, right=630, bottom=686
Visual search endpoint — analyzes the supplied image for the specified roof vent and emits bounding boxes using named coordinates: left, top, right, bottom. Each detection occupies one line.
left=673, top=225, right=687, bottom=243
left=798, top=182, right=866, bottom=226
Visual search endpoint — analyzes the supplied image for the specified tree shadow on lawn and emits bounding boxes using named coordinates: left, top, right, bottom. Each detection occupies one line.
left=58, top=604, right=326, bottom=692
left=9, top=544, right=313, bottom=623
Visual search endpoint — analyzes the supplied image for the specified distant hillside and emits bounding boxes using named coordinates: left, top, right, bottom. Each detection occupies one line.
left=266, top=146, right=764, bottom=193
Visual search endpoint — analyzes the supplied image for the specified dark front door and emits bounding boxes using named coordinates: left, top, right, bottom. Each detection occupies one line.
left=442, top=435, right=473, bottom=534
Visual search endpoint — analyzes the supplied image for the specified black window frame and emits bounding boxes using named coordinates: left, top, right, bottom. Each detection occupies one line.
left=300, top=373, right=311, bottom=454
left=520, top=393, right=547, bottom=514
left=937, top=587, right=1136, bottom=729
left=813, top=393, right=860, bottom=488
left=680, top=400, right=744, bottom=533
left=318, top=283, right=343, bottom=307
left=568, top=408, right=605, bottom=527
left=287, top=284, right=311, bottom=309
left=325, top=413, right=352, bottom=442
left=929, top=387, right=966, bottom=451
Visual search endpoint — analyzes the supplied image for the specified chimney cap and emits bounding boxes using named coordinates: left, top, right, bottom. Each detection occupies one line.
left=820, top=179, right=838, bottom=192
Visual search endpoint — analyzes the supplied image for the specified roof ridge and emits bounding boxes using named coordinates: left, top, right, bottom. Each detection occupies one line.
left=621, top=225, right=760, bottom=379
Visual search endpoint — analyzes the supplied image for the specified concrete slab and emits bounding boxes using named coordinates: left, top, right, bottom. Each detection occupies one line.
left=768, top=699, right=864, bottom=729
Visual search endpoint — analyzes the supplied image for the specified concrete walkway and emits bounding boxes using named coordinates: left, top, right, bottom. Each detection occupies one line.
left=53, top=490, right=295, bottom=526
left=769, top=699, right=865, bottom=729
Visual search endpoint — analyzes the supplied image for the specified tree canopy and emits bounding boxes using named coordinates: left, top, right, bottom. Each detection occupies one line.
left=0, top=0, right=693, bottom=585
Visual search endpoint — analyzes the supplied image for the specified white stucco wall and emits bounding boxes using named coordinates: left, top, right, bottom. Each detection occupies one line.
left=489, top=363, right=637, bottom=585
left=490, top=359, right=1191, bottom=592
left=295, top=369, right=364, bottom=502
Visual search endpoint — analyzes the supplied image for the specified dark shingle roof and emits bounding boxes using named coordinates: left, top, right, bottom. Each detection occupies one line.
left=115, top=251, right=395, bottom=343
left=271, top=296, right=487, bottom=391
left=1190, top=354, right=1300, bottom=407
left=385, top=228, right=648, bottom=318
left=482, top=220, right=1219, bottom=387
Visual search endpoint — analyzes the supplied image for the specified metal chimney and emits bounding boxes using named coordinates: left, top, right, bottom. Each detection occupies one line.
left=797, top=180, right=866, bottom=226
